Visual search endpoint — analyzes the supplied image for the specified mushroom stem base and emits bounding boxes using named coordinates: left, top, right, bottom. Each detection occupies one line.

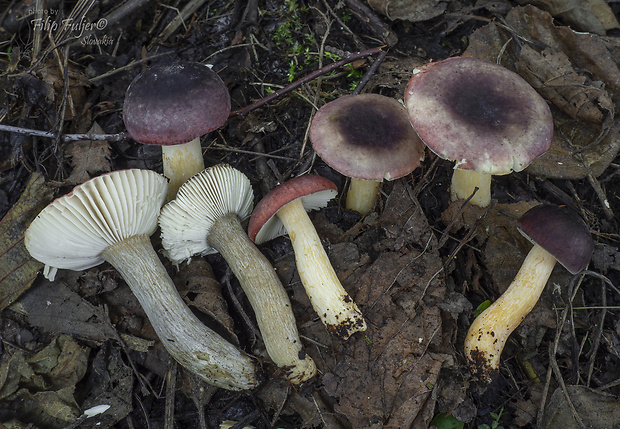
left=277, top=198, right=366, bottom=339
left=102, top=234, right=258, bottom=390
left=162, top=137, right=205, bottom=201
left=207, top=213, right=317, bottom=384
left=346, top=178, right=381, bottom=215
left=464, top=244, right=556, bottom=382
left=450, top=169, right=492, bottom=207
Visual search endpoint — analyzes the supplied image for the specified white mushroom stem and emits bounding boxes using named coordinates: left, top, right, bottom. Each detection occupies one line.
left=450, top=168, right=492, bottom=207
left=206, top=213, right=317, bottom=385
left=162, top=137, right=205, bottom=201
left=101, top=234, right=258, bottom=391
left=464, top=244, right=557, bottom=381
left=346, top=178, right=381, bottom=215
left=276, top=198, right=367, bottom=339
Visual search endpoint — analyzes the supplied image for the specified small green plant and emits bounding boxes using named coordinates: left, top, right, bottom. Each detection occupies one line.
left=474, top=299, right=491, bottom=317
left=430, top=413, right=464, bottom=429
left=478, top=407, right=505, bottom=429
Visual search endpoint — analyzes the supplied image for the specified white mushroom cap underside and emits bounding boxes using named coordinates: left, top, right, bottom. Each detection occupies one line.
left=159, top=164, right=254, bottom=264
left=254, top=189, right=337, bottom=244
left=25, top=169, right=168, bottom=278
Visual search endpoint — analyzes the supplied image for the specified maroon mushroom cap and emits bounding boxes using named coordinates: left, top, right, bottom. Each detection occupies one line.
left=248, top=175, right=337, bottom=244
left=123, top=62, right=231, bottom=145
left=309, top=94, right=425, bottom=181
left=405, top=56, right=553, bottom=175
left=517, top=204, right=594, bottom=274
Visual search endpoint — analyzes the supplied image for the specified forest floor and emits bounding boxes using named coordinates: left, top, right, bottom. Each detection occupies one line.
left=1, top=1, right=620, bottom=428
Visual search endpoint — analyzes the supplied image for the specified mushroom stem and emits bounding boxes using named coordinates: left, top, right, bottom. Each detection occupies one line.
left=464, top=244, right=557, bottom=381
left=346, top=178, right=381, bottom=215
left=206, top=213, right=317, bottom=384
left=162, top=137, right=205, bottom=200
left=450, top=168, right=492, bottom=207
left=276, top=198, right=367, bottom=339
left=101, top=234, right=258, bottom=391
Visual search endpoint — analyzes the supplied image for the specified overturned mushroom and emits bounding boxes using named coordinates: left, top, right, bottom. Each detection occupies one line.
left=405, top=56, right=553, bottom=207
left=464, top=204, right=594, bottom=381
left=248, top=174, right=366, bottom=339
left=25, top=169, right=258, bottom=390
left=159, top=164, right=317, bottom=385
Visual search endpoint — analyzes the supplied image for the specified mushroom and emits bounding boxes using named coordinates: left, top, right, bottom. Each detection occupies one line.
left=123, top=62, right=231, bottom=200
left=158, top=164, right=317, bottom=385
left=247, top=174, right=366, bottom=339
left=24, top=169, right=258, bottom=391
left=405, top=56, right=554, bottom=207
left=464, top=204, right=594, bottom=381
left=309, top=93, right=425, bottom=215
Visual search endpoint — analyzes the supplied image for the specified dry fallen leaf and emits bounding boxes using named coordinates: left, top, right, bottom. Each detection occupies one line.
left=0, top=172, right=54, bottom=311
left=66, top=122, right=112, bottom=184
left=1, top=334, right=89, bottom=429
left=542, top=385, right=620, bottom=428
left=518, top=0, right=617, bottom=35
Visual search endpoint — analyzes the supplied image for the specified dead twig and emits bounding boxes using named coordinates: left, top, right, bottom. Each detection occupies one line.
left=0, top=124, right=129, bottom=142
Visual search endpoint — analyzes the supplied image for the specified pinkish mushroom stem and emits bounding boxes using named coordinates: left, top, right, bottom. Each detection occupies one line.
left=346, top=178, right=382, bottom=216
left=450, top=169, right=492, bottom=207
left=464, top=244, right=556, bottom=381
left=162, top=137, right=205, bottom=199
left=275, top=198, right=367, bottom=339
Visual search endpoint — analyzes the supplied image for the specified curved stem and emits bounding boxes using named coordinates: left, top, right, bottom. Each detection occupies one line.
left=102, top=234, right=258, bottom=391
left=207, top=214, right=317, bottom=385
left=464, top=244, right=556, bottom=381
left=346, top=178, right=381, bottom=215
left=276, top=198, right=366, bottom=339
left=162, top=137, right=205, bottom=201
left=450, top=168, right=492, bottom=207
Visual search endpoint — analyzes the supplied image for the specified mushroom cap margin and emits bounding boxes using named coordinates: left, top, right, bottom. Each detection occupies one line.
left=248, top=175, right=338, bottom=244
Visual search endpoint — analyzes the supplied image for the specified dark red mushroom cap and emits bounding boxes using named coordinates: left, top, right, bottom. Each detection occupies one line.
left=405, top=56, right=553, bottom=175
left=309, top=94, right=425, bottom=181
left=517, top=204, right=594, bottom=274
left=248, top=175, right=337, bottom=244
left=123, top=62, right=231, bottom=145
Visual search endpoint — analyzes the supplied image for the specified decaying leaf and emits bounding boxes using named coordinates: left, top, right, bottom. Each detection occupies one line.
left=0, top=334, right=89, bottom=428
left=463, top=5, right=620, bottom=179
left=174, top=258, right=239, bottom=344
left=0, top=172, right=54, bottom=311
left=78, top=342, right=134, bottom=428
left=515, top=0, right=617, bottom=35
left=18, top=280, right=118, bottom=342
left=542, top=385, right=620, bottom=428
left=515, top=44, right=613, bottom=125
left=66, top=122, right=112, bottom=184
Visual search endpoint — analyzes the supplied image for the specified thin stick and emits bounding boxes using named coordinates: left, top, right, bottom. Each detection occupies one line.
left=351, top=49, right=387, bottom=95
left=0, top=124, right=128, bottom=142
left=229, top=46, right=385, bottom=117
